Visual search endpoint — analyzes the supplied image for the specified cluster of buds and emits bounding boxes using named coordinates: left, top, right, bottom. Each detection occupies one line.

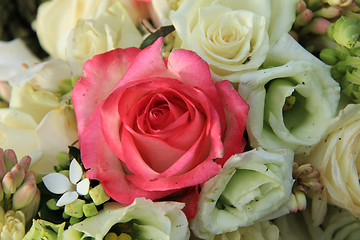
left=43, top=151, right=110, bottom=226
left=289, top=162, right=323, bottom=213
left=319, top=16, right=360, bottom=102
left=0, top=148, right=40, bottom=239
left=291, top=0, right=359, bottom=53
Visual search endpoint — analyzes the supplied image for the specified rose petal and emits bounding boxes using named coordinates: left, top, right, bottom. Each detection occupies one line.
left=82, top=105, right=172, bottom=204
left=56, top=191, right=78, bottom=207
left=42, top=173, right=74, bottom=194
left=115, top=38, right=176, bottom=88
left=72, top=47, right=141, bottom=139
left=126, top=158, right=221, bottom=191
left=215, top=80, right=249, bottom=165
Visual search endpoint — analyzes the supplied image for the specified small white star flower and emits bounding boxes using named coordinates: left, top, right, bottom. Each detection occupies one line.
left=42, top=158, right=90, bottom=206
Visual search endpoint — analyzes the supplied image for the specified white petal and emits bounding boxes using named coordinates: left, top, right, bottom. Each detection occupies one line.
left=56, top=191, right=78, bottom=207
left=42, top=173, right=74, bottom=194
left=76, top=178, right=90, bottom=195
left=69, top=158, right=83, bottom=185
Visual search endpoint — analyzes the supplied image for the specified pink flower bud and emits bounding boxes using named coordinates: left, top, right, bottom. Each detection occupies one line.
left=12, top=181, right=37, bottom=210
left=2, top=172, right=17, bottom=195
left=10, top=164, right=25, bottom=189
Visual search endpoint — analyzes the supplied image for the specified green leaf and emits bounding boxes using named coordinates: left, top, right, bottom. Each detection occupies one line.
left=139, top=25, right=175, bottom=50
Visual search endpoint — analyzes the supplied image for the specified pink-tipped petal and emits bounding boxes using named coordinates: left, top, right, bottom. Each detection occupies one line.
left=72, top=47, right=141, bottom=139
left=215, top=81, right=249, bottom=165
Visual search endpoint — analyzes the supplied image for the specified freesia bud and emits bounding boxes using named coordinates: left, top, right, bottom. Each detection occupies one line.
left=0, top=149, right=6, bottom=179
left=3, top=149, right=18, bottom=172
left=12, top=182, right=37, bottom=210
left=21, top=188, right=40, bottom=223
left=294, top=9, right=314, bottom=28
left=19, top=156, right=31, bottom=172
left=296, top=0, right=307, bottom=13
left=323, top=0, right=353, bottom=7
left=313, top=6, right=342, bottom=18
left=2, top=172, right=17, bottom=195
left=10, top=164, right=25, bottom=189
left=309, top=18, right=331, bottom=35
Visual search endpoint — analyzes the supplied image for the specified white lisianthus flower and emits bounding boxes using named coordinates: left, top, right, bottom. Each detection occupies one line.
left=237, top=34, right=340, bottom=155
left=190, top=148, right=293, bottom=239
left=211, top=221, right=279, bottom=240
left=42, top=159, right=90, bottom=206
left=62, top=198, right=190, bottom=240
left=66, top=0, right=143, bottom=74
left=0, top=39, right=39, bottom=81
left=169, top=0, right=298, bottom=79
left=302, top=103, right=360, bottom=218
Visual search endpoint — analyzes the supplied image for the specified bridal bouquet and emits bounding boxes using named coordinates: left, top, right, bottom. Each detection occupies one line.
left=1, top=0, right=360, bottom=239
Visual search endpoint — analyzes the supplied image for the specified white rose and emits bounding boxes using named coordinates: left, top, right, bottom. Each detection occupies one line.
left=191, top=148, right=293, bottom=239
left=237, top=34, right=340, bottom=155
left=0, top=60, right=77, bottom=174
left=0, top=39, right=39, bottom=81
left=169, top=0, right=297, bottom=79
left=302, top=103, right=360, bottom=218
left=66, top=0, right=143, bottom=75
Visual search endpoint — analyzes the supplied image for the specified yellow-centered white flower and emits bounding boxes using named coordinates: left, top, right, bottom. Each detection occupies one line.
left=42, top=159, right=90, bottom=207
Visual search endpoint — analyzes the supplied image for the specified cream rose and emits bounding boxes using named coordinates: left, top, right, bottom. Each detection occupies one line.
left=1, top=60, right=77, bottom=174
left=169, top=0, right=297, bottom=79
left=66, top=0, right=143, bottom=74
left=35, top=0, right=116, bottom=59
left=35, top=0, right=142, bottom=74
left=302, top=103, right=360, bottom=218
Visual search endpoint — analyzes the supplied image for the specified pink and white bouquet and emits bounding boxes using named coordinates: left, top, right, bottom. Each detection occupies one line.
left=1, top=0, right=360, bottom=239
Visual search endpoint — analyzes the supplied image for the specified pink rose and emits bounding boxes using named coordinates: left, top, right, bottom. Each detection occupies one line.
left=72, top=38, right=248, bottom=208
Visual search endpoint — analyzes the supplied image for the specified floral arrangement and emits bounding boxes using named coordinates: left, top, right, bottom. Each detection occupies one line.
left=1, top=0, right=360, bottom=239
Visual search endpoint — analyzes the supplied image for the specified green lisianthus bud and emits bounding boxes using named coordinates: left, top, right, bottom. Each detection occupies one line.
left=330, top=16, right=360, bottom=49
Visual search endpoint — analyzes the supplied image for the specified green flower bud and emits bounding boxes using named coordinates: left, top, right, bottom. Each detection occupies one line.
left=320, top=48, right=338, bottom=65
left=89, top=184, right=110, bottom=206
left=331, top=16, right=360, bottom=49
left=83, top=203, right=98, bottom=218
left=46, top=199, right=60, bottom=211
left=64, top=199, right=85, bottom=218
left=23, top=219, right=66, bottom=240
